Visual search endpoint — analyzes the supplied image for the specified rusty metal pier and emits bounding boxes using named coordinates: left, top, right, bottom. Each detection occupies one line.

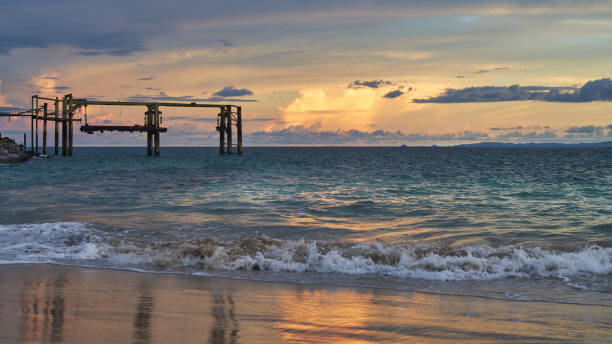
left=1, top=93, right=244, bottom=156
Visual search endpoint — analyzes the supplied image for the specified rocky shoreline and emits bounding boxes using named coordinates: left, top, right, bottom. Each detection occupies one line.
left=0, top=136, right=33, bottom=164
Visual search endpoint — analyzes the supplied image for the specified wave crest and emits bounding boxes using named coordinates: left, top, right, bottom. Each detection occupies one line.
left=1, top=222, right=610, bottom=282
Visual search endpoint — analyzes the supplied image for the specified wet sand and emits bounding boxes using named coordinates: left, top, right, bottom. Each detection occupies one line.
left=0, top=264, right=609, bottom=343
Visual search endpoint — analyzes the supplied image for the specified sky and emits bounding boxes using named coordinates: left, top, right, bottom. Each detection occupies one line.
left=1, top=0, right=611, bottom=146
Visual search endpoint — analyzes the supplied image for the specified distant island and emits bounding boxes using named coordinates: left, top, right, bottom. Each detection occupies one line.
left=453, top=141, right=612, bottom=148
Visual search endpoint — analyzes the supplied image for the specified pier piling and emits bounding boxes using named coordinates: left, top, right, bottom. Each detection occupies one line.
left=62, top=97, right=67, bottom=156
left=35, top=97, right=39, bottom=154
left=54, top=98, right=59, bottom=155
left=237, top=106, right=243, bottom=154
left=154, top=106, right=160, bottom=156
left=218, top=110, right=225, bottom=155
left=30, top=96, right=34, bottom=153
left=68, top=112, right=73, bottom=156
left=43, top=103, right=47, bottom=155
left=226, top=106, right=232, bottom=154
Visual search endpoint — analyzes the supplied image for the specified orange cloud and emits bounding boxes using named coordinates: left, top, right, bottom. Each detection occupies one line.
left=0, top=80, right=9, bottom=106
left=277, top=85, right=416, bottom=132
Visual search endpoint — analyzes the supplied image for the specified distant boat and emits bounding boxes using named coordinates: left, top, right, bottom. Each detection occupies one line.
left=400, top=144, right=408, bottom=149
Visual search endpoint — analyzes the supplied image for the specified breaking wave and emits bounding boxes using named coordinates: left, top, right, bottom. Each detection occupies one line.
left=1, top=222, right=611, bottom=284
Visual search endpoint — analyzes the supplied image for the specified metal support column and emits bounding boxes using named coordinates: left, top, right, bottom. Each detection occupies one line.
left=30, top=96, right=34, bottom=152
left=237, top=106, right=243, bottom=154
left=226, top=106, right=232, bottom=154
left=146, top=106, right=152, bottom=156
left=54, top=98, right=59, bottom=155
left=154, top=105, right=160, bottom=156
left=62, top=97, right=67, bottom=156
left=68, top=113, right=73, bottom=156
left=43, top=103, right=48, bottom=154
left=35, top=96, right=39, bottom=154
left=218, top=111, right=225, bottom=155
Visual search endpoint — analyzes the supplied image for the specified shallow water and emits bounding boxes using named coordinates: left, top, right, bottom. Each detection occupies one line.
left=1, top=264, right=610, bottom=344
left=1, top=147, right=611, bottom=304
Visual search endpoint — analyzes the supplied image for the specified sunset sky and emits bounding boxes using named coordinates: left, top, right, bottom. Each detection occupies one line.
left=1, top=0, right=611, bottom=146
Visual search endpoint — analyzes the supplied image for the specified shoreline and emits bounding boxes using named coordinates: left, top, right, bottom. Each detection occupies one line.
left=1, top=263, right=609, bottom=343
left=3, top=261, right=610, bottom=308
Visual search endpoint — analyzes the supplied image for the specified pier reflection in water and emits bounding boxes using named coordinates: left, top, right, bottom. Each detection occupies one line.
left=18, top=277, right=68, bottom=343
left=132, top=286, right=154, bottom=344
left=0, top=264, right=609, bottom=343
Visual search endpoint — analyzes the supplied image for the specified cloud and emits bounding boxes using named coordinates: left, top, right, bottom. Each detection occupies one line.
left=0, top=80, right=9, bottom=106
left=578, top=78, right=612, bottom=101
left=167, top=116, right=277, bottom=122
left=473, top=67, right=509, bottom=74
left=383, top=89, right=404, bottom=99
left=248, top=124, right=494, bottom=145
left=217, top=39, right=234, bottom=47
left=489, top=125, right=549, bottom=131
left=125, top=91, right=256, bottom=103
left=212, top=86, right=253, bottom=97
left=0, top=0, right=609, bottom=57
left=138, top=76, right=155, bottom=81
left=566, top=125, right=605, bottom=135
left=349, top=80, right=393, bottom=89
left=414, top=78, right=612, bottom=103
left=75, top=48, right=146, bottom=56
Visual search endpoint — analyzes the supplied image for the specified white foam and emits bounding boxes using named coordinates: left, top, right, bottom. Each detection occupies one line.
left=0, top=222, right=610, bottom=285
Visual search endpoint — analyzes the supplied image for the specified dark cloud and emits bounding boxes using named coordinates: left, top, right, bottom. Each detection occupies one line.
left=168, top=116, right=277, bottom=122
left=212, top=86, right=253, bottom=98
left=217, top=39, right=234, bottom=47
left=489, top=125, right=550, bottom=131
left=349, top=79, right=393, bottom=89
left=248, top=125, right=491, bottom=145
left=126, top=91, right=256, bottom=103
left=53, top=86, right=71, bottom=92
left=75, top=48, right=146, bottom=56
left=566, top=125, right=605, bottom=135
left=496, top=131, right=557, bottom=139
left=0, top=1, right=607, bottom=57
left=473, top=67, right=509, bottom=74
left=383, top=89, right=404, bottom=99
left=578, top=78, right=612, bottom=101
left=414, top=78, right=612, bottom=103
left=138, top=76, right=155, bottom=81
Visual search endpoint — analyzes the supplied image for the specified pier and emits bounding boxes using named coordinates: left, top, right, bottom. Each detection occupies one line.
left=0, top=93, right=244, bottom=156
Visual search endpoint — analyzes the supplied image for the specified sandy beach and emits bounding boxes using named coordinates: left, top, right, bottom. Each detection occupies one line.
left=0, top=264, right=608, bottom=343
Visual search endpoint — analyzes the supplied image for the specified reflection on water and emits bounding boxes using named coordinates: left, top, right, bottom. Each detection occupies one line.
left=132, top=286, right=154, bottom=344
left=275, top=288, right=374, bottom=343
left=2, top=264, right=610, bottom=343
left=19, top=278, right=67, bottom=343
left=210, top=293, right=239, bottom=344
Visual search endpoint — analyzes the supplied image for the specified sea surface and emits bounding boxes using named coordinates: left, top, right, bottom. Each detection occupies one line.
left=1, top=147, right=611, bottom=306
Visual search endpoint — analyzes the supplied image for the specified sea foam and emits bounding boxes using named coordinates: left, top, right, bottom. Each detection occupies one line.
left=1, top=222, right=610, bottom=283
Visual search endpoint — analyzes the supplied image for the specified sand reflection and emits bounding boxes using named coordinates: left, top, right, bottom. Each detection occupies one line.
left=275, top=288, right=378, bottom=343
left=209, top=293, right=239, bottom=344
left=19, top=278, right=68, bottom=343
left=132, top=286, right=154, bottom=344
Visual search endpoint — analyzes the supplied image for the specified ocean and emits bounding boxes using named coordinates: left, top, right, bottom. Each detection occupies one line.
left=1, top=147, right=611, bottom=306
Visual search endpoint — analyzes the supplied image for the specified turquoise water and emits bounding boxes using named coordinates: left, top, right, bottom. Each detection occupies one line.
left=1, top=147, right=611, bottom=304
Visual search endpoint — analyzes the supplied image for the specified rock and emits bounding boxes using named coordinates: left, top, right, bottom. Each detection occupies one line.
left=0, top=137, right=33, bottom=163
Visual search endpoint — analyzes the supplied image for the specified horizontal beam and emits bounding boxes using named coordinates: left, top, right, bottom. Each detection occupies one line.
left=72, top=99, right=234, bottom=108
left=80, top=124, right=168, bottom=134
left=0, top=114, right=80, bottom=121
left=34, top=96, right=60, bottom=101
